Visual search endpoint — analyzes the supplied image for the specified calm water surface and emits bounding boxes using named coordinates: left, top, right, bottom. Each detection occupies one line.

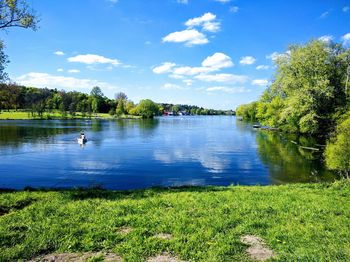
left=0, top=116, right=335, bottom=189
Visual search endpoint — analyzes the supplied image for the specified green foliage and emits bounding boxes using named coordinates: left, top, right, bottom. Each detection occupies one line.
left=236, top=102, right=258, bottom=120
left=237, top=40, right=349, bottom=135
left=0, top=0, right=38, bottom=30
left=0, top=182, right=350, bottom=261
left=134, top=99, right=159, bottom=118
left=325, top=116, right=350, bottom=178
left=0, top=0, right=38, bottom=82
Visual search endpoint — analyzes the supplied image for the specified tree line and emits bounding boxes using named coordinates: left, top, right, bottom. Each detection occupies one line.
left=236, top=40, right=350, bottom=177
left=0, top=84, right=234, bottom=118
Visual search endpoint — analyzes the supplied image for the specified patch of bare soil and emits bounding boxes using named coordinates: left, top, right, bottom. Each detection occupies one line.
left=116, top=226, right=133, bottom=234
left=154, top=233, right=173, bottom=240
left=240, top=235, right=275, bottom=261
left=147, top=252, right=185, bottom=262
left=28, top=252, right=122, bottom=262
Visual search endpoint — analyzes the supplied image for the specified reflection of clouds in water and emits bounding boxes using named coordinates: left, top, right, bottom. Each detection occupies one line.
left=153, top=129, right=247, bottom=173
left=73, top=160, right=118, bottom=175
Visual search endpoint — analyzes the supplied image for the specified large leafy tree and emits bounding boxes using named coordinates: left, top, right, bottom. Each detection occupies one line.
left=325, top=116, right=350, bottom=178
left=0, top=0, right=38, bottom=30
left=0, top=0, right=38, bottom=81
left=238, top=40, right=349, bottom=135
left=134, top=99, right=159, bottom=118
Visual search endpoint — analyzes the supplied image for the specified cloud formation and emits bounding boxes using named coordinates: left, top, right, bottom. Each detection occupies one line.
left=162, top=29, right=209, bottom=46
left=342, top=33, right=350, bottom=46
left=16, top=72, right=116, bottom=91
left=185, top=12, right=220, bottom=33
left=239, top=56, right=256, bottom=65
left=252, top=79, right=268, bottom=86
left=68, top=54, right=121, bottom=66
left=163, top=12, right=220, bottom=46
left=54, top=51, right=65, bottom=56
left=202, top=52, right=234, bottom=69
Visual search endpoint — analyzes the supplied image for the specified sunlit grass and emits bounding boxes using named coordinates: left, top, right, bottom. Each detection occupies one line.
left=0, top=181, right=349, bottom=261
left=0, top=110, right=141, bottom=120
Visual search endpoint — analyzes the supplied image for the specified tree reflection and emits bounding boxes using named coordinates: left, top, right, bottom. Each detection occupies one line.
left=0, top=122, right=81, bottom=149
left=255, top=131, right=335, bottom=183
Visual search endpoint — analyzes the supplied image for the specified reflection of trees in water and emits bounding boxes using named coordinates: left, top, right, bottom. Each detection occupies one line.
left=256, top=131, right=335, bottom=183
left=115, top=119, right=159, bottom=139
left=0, top=123, right=81, bottom=149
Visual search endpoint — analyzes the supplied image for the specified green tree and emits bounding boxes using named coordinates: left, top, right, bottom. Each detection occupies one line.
left=90, top=86, right=104, bottom=113
left=0, top=0, right=38, bottom=81
left=325, top=116, right=350, bottom=178
left=134, top=99, right=159, bottom=118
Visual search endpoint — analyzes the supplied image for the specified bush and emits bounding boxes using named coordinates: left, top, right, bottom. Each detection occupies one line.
left=325, top=116, right=350, bottom=178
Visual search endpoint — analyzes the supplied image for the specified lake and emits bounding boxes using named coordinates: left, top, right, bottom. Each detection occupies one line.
left=0, top=116, right=336, bottom=190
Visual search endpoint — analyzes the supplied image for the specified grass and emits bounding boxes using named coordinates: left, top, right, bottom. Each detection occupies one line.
left=0, top=110, right=141, bottom=120
left=0, top=182, right=349, bottom=261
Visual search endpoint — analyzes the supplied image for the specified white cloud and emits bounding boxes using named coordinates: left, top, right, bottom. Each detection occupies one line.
left=183, top=79, right=194, bottom=86
left=343, top=6, right=349, bottom=12
left=153, top=62, right=176, bottom=74
left=108, top=0, right=118, bottom=3
left=16, top=72, right=116, bottom=91
left=266, top=52, right=288, bottom=61
left=169, top=74, right=185, bottom=79
left=342, top=33, right=350, bottom=46
left=239, top=56, right=256, bottom=65
left=229, top=6, right=239, bottom=13
left=319, top=11, right=330, bottom=19
left=214, top=0, right=231, bottom=3
left=68, top=69, right=80, bottom=74
left=68, top=54, right=121, bottom=66
left=162, top=83, right=185, bottom=90
left=162, top=29, right=209, bottom=46
left=196, top=73, right=248, bottom=84
left=177, top=0, right=188, bottom=4
left=256, top=65, right=269, bottom=70
left=57, top=68, right=64, bottom=72
left=318, top=35, right=333, bottom=43
left=206, top=86, right=250, bottom=94
left=252, top=79, right=269, bottom=86
left=202, top=52, right=233, bottom=69
left=54, top=51, right=65, bottom=56
left=173, top=66, right=214, bottom=76
left=185, top=12, right=220, bottom=33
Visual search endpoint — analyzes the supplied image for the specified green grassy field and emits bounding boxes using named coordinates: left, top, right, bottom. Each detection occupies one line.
left=0, top=111, right=141, bottom=120
left=0, top=181, right=349, bottom=261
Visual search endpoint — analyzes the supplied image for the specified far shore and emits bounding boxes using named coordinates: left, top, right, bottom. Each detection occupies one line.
left=0, top=111, right=142, bottom=120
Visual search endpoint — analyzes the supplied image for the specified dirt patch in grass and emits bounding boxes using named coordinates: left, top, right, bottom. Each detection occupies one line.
left=28, top=252, right=122, bottom=262
left=0, top=198, right=36, bottom=216
left=116, top=226, right=133, bottom=234
left=147, top=252, right=185, bottom=262
left=240, top=235, right=275, bottom=261
left=154, top=233, right=173, bottom=240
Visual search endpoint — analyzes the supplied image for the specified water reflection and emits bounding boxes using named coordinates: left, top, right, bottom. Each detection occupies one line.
left=0, top=117, right=337, bottom=189
left=255, top=131, right=334, bottom=183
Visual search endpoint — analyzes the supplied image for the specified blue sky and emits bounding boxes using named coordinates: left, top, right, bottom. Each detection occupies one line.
left=1, top=0, right=350, bottom=109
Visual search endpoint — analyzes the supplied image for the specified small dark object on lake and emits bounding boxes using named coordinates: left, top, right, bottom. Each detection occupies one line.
left=253, top=124, right=261, bottom=128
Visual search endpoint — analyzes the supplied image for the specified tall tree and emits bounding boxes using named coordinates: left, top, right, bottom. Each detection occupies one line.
left=0, top=0, right=38, bottom=30
left=0, top=0, right=38, bottom=81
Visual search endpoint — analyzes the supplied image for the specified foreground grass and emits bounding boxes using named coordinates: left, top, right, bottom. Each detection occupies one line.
left=0, top=111, right=141, bottom=120
left=0, top=182, right=349, bottom=261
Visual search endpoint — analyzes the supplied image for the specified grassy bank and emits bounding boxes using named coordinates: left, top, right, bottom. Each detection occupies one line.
left=0, top=182, right=349, bottom=261
left=0, top=110, right=142, bottom=120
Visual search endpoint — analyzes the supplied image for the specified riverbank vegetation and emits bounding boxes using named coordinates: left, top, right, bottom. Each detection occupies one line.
left=236, top=39, right=350, bottom=176
left=0, top=181, right=349, bottom=261
left=0, top=84, right=233, bottom=120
